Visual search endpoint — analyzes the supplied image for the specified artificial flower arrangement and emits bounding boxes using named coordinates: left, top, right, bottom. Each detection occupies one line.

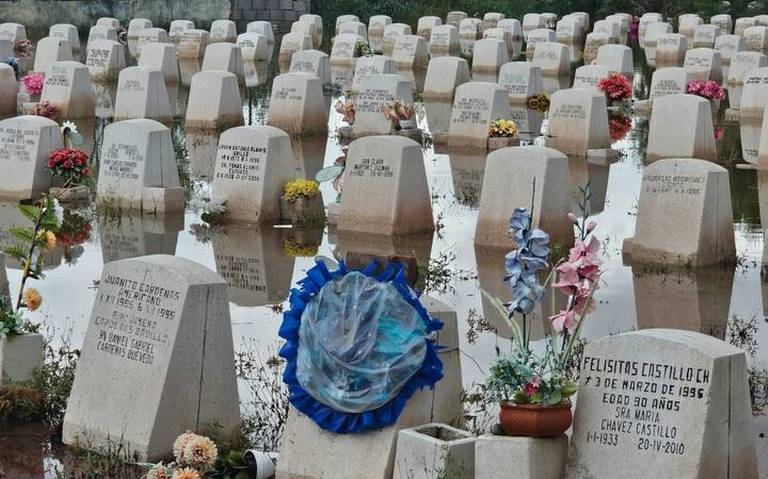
left=686, top=79, right=725, bottom=101
left=483, top=184, right=602, bottom=437
left=334, top=99, right=355, bottom=124
left=141, top=431, right=257, bottom=479
left=383, top=99, right=416, bottom=130
left=526, top=92, right=550, bottom=113
left=47, top=122, right=91, bottom=186
left=20, top=73, right=44, bottom=97
left=489, top=119, right=519, bottom=138
left=14, top=39, right=33, bottom=60
left=281, top=179, right=325, bottom=226
left=597, top=72, right=632, bottom=103
left=283, top=179, right=320, bottom=201
left=32, top=101, right=59, bottom=120
left=608, top=110, right=632, bottom=142
left=355, top=40, right=372, bottom=56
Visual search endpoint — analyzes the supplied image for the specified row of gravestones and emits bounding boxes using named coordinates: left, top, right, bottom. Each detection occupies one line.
left=55, top=249, right=758, bottom=479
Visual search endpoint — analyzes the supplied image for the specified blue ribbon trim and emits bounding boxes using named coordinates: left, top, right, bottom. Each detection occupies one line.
left=278, top=258, right=444, bottom=434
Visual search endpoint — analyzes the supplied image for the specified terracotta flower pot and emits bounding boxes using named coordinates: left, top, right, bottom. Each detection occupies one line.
left=499, top=400, right=572, bottom=437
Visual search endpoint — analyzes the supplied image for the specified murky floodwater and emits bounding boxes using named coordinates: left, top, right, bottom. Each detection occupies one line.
left=2, top=32, right=768, bottom=477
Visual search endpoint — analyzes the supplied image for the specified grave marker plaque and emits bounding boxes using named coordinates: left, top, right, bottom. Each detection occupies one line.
left=0, top=116, right=62, bottom=200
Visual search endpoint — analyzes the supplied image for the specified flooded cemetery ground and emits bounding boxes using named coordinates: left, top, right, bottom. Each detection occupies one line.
left=0, top=20, right=768, bottom=479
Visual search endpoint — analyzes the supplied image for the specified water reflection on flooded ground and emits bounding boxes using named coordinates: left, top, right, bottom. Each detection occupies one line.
left=2, top=35, right=768, bottom=476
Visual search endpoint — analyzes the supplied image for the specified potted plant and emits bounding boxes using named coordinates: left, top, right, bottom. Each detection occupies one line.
left=488, top=118, right=521, bottom=150
left=280, top=179, right=326, bottom=226
left=686, top=79, right=724, bottom=124
left=383, top=99, right=416, bottom=131
left=597, top=72, right=633, bottom=108
left=483, top=185, right=602, bottom=437
left=48, top=121, right=92, bottom=202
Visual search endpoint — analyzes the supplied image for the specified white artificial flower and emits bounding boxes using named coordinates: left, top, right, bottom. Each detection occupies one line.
left=60, top=120, right=78, bottom=134
left=52, top=198, right=64, bottom=225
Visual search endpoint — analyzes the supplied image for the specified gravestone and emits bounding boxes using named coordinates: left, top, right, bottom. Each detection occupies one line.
left=299, top=14, right=323, bottom=48
left=62, top=255, right=240, bottom=461
left=572, top=65, right=611, bottom=89
left=86, top=40, right=125, bottom=82
left=87, top=25, right=117, bottom=49
left=0, top=116, right=62, bottom=200
left=383, top=24, right=412, bottom=57
left=679, top=14, right=703, bottom=42
left=423, top=57, right=470, bottom=100
left=246, top=21, right=275, bottom=45
left=744, top=26, right=768, bottom=54
left=566, top=329, right=756, bottom=478
left=138, top=42, right=179, bottom=83
left=169, top=20, right=194, bottom=40
left=237, top=33, right=269, bottom=62
left=622, top=159, right=735, bottom=266
left=127, top=18, right=152, bottom=40
left=338, top=21, right=367, bottom=39
left=475, top=146, right=573, bottom=249
left=547, top=88, right=611, bottom=156
left=98, top=210, right=182, bottom=263
left=113, top=67, right=172, bottom=123
left=209, top=19, right=236, bottom=43
left=584, top=33, right=612, bottom=65
left=335, top=15, right=360, bottom=34
left=290, top=49, right=331, bottom=86
left=338, top=136, right=433, bottom=235
left=607, top=13, right=631, bottom=43
left=711, top=14, right=733, bottom=34
left=429, top=25, right=459, bottom=57
left=532, top=41, right=569, bottom=76
left=96, top=17, right=120, bottom=29
left=740, top=67, right=768, bottom=120
left=352, top=55, right=396, bottom=91
left=0, top=22, right=26, bottom=47
left=202, top=42, right=245, bottom=85
left=542, top=13, right=559, bottom=29
left=448, top=82, right=509, bottom=148
left=391, top=34, right=429, bottom=69
left=292, top=21, right=319, bottom=49
left=96, top=119, right=184, bottom=213
left=594, top=19, right=621, bottom=44
left=482, top=28, right=512, bottom=60
left=352, top=73, right=413, bottom=136
left=497, top=19, right=524, bottom=59
left=211, top=125, right=294, bottom=223
left=727, top=51, right=766, bottom=87
left=596, top=44, right=634, bottom=80
left=649, top=67, right=695, bottom=102
left=472, top=38, right=508, bottom=79
left=758, top=109, right=768, bottom=166
left=522, top=14, right=546, bottom=40
left=0, top=65, right=15, bottom=118
left=33, top=37, right=73, bottom=74
left=177, top=29, right=208, bottom=59
left=643, top=22, right=672, bottom=66
left=280, top=33, right=312, bottom=68
left=368, top=15, right=392, bottom=53
left=49, top=24, right=81, bottom=51
left=525, top=29, right=556, bottom=61
left=447, top=11, right=468, bottom=28
left=135, top=28, right=169, bottom=58
left=639, top=13, right=663, bottom=47
left=713, top=34, right=743, bottom=70
left=185, top=71, right=243, bottom=130
left=683, top=48, right=722, bottom=82
left=482, top=12, right=505, bottom=31
left=734, top=17, right=756, bottom=37
left=458, top=18, right=481, bottom=40
left=267, top=72, right=327, bottom=135
left=656, top=33, right=689, bottom=68
left=498, top=62, right=543, bottom=104
left=329, top=33, right=360, bottom=66
left=556, top=18, right=580, bottom=46
left=692, top=24, right=720, bottom=49
left=647, top=95, right=717, bottom=162
left=41, top=61, right=95, bottom=118
left=0, top=39, right=10, bottom=61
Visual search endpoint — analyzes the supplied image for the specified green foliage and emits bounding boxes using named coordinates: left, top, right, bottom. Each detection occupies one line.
left=0, top=382, right=44, bottom=423
left=0, top=303, right=24, bottom=339
left=29, top=341, right=80, bottom=429
left=485, top=349, right=577, bottom=406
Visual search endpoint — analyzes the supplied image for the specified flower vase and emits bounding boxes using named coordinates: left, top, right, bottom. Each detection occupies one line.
left=499, top=401, right=572, bottom=437
left=487, top=136, right=521, bottom=151
left=0, top=333, right=44, bottom=382
left=280, top=195, right=326, bottom=226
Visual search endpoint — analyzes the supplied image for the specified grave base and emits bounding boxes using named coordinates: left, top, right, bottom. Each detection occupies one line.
left=586, top=148, right=620, bottom=164
left=142, top=186, right=185, bottom=214
left=474, top=434, right=567, bottom=479
left=327, top=202, right=341, bottom=226
left=432, top=132, right=449, bottom=145
left=50, top=185, right=90, bottom=203
left=0, top=333, right=44, bottom=382
left=488, top=137, right=521, bottom=151
left=394, top=423, right=475, bottom=479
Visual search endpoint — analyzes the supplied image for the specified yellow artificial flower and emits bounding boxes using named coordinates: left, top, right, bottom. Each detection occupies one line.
left=173, top=431, right=197, bottom=463
left=172, top=468, right=201, bottom=479
left=182, top=435, right=218, bottom=468
left=23, top=288, right=42, bottom=312
left=284, top=179, right=321, bottom=201
left=147, top=466, right=171, bottom=479
left=41, top=230, right=57, bottom=250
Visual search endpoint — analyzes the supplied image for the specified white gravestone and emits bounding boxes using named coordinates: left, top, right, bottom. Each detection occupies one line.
left=86, top=40, right=126, bottom=83
left=246, top=21, right=275, bottom=45
left=482, top=12, right=505, bottom=31
left=522, top=14, right=546, bottom=40
left=525, top=29, right=556, bottom=60
left=96, top=17, right=120, bottom=29
left=596, top=44, right=634, bottom=80
left=329, top=32, right=360, bottom=67
left=202, top=42, right=245, bottom=85
left=335, top=15, right=360, bottom=34
left=338, top=135, right=433, bottom=236
left=96, top=119, right=184, bottom=213
left=740, top=67, right=768, bottom=120
left=40, top=61, right=95, bottom=118
left=744, top=26, right=768, bottom=54
left=0, top=116, right=62, bottom=200
left=649, top=67, right=695, bottom=102
left=448, top=82, right=509, bottom=148
left=727, top=51, right=766, bottom=86
left=643, top=22, right=672, bottom=66
left=368, top=15, right=392, bottom=53
left=734, top=17, right=756, bottom=37
left=62, top=255, right=240, bottom=462
left=177, top=30, right=209, bottom=59
left=429, top=25, right=459, bottom=57
left=33, top=37, right=73, bottom=74
left=338, top=21, right=367, bottom=39
left=290, top=49, right=331, bottom=86
left=185, top=71, right=243, bottom=130
left=211, top=126, right=294, bottom=224
left=692, top=24, right=721, bottom=48
left=472, top=38, right=508, bottom=79
left=656, top=33, right=689, bottom=68
left=556, top=18, right=579, bottom=46
left=683, top=48, right=722, bottom=82
left=567, top=329, right=756, bottom=478
left=135, top=28, right=169, bottom=57
left=87, top=25, right=118, bottom=50
left=383, top=23, right=412, bottom=57
left=0, top=65, right=16, bottom=118
left=237, top=33, right=270, bottom=62
left=139, top=42, right=180, bottom=83
left=639, top=13, right=663, bottom=47
left=679, top=14, right=703, bottom=42
left=49, top=24, right=80, bottom=51
left=291, top=21, right=319, bottom=50
left=169, top=20, right=194, bottom=40
left=392, top=34, right=429, bottom=69
left=647, top=95, right=717, bottom=162
left=711, top=14, right=733, bottom=34
left=594, top=19, right=621, bottom=44
left=713, top=34, right=743, bottom=69
left=267, top=72, right=327, bottom=135
left=352, top=55, right=395, bottom=91
left=127, top=18, right=152, bottom=40
left=447, top=11, right=468, bottom=28
left=475, top=146, right=573, bottom=249
left=572, top=65, right=611, bottom=89
left=352, top=74, right=413, bottom=136
left=532, top=41, right=569, bottom=76
left=0, top=22, right=26, bottom=47
left=209, top=19, right=237, bottom=43
left=547, top=88, right=611, bottom=156
left=584, top=32, right=612, bottom=65
left=299, top=14, right=323, bottom=48
left=499, top=62, right=543, bottom=104
left=497, top=19, right=524, bottom=59
left=622, top=159, right=735, bottom=266
left=423, top=57, right=470, bottom=101
left=113, top=67, right=173, bottom=123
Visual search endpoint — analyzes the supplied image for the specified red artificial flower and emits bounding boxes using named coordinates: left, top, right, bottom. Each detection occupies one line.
left=597, top=73, right=633, bottom=102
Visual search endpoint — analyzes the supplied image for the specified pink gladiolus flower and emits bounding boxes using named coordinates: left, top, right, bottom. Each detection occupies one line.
left=550, top=309, right=577, bottom=333
left=586, top=221, right=597, bottom=233
left=567, top=212, right=578, bottom=223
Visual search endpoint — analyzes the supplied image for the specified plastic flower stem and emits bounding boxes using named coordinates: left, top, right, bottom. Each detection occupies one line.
left=558, top=283, right=598, bottom=371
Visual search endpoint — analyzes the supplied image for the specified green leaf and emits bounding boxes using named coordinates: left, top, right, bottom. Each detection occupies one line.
left=9, top=227, right=34, bottom=243
left=3, top=245, right=26, bottom=260
left=561, top=381, right=578, bottom=397
left=17, top=204, right=40, bottom=223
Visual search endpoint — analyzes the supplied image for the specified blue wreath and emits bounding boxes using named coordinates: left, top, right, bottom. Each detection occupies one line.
left=278, top=259, right=444, bottom=434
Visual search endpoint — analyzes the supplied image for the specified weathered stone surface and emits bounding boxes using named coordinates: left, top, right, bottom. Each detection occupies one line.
left=40, top=61, right=95, bottom=118
left=246, top=21, right=275, bottom=45
left=138, top=42, right=179, bottom=83
left=86, top=39, right=125, bottom=82
left=33, top=37, right=73, bottom=74
left=567, top=329, right=756, bottom=478
left=177, top=29, right=208, bottom=59
left=62, top=255, right=240, bottom=461
left=475, top=146, right=573, bottom=249
left=477, top=435, right=568, bottom=479
left=338, top=136, right=433, bottom=236
left=329, top=32, right=361, bottom=66
left=471, top=38, right=507, bottom=77
left=741, top=67, right=768, bottom=120
left=209, top=19, right=236, bottom=43
left=135, top=28, right=169, bottom=56
left=0, top=115, right=61, bottom=200
left=547, top=88, right=610, bottom=156
left=267, top=72, right=327, bottom=135
left=683, top=47, right=722, bottom=82
left=692, top=24, right=721, bottom=48
left=623, top=159, right=735, bottom=266
left=49, top=23, right=80, bottom=51
left=202, top=42, right=245, bottom=85
left=423, top=57, right=469, bottom=101
left=711, top=14, right=733, bottom=34
left=0, top=64, right=16, bottom=118
left=237, top=33, right=269, bottom=62
left=744, top=26, right=768, bottom=55
left=383, top=23, right=411, bottom=57
left=572, top=65, right=611, bottom=90
left=649, top=67, right=695, bottom=102
left=298, top=14, right=323, bottom=48
left=584, top=32, right=612, bottom=65
left=532, top=41, right=569, bottom=76
left=113, top=66, right=172, bottom=122
left=448, top=82, right=509, bottom=148
left=352, top=73, right=413, bottom=136
left=522, top=14, right=546, bottom=40
left=647, top=95, right=717, bottom=162
left=368, top=15, right=392, bottom=53
left=498, top=62, right=542, bottom=104
left=643, top=22, right=672, bottom=66
left=394, top=424, right=475, bottom=479
left=352, top=55, right=395, bottom=91
left=639, top=13, right=663, bottom=47
left=656, top=33, right=689, bottom=68
left=525, top=28, right=556, bottom=60
left=714, top=34, right=743, bottom=67
left=169, top=20, right=195, bottom=39
left=727, top=51, right=766, bottom=86
left=185, top=70, right=243, bottom=130
left=211, top=125, right=294, bottom=224
left=596, top=44, right=634, bottom=80
left=391, top=34, right=429, bottom=69
left=0, top=333, right=44, bottom=382
left=290, top=49, right=331, bottom=86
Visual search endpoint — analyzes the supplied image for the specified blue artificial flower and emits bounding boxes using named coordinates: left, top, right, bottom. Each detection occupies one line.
left=3, top=57, right=19, bottom=80
left=505, top=207, right=551, bottom=315
left=507, top=270, right=545, bottom=315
